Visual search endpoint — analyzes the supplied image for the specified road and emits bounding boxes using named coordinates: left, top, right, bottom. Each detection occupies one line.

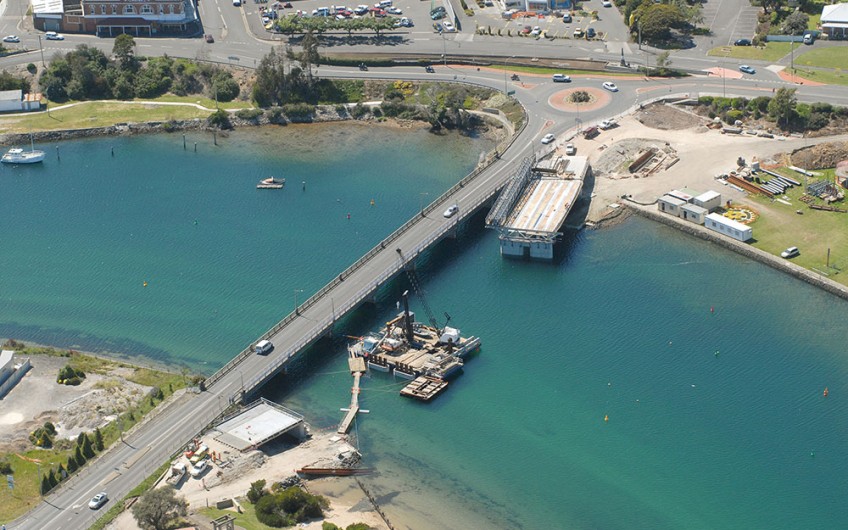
left=3, top=0, right=848, bottom=528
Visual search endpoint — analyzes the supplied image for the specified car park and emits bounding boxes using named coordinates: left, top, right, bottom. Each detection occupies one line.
left=739, top=65, right=756, bottom=74
left=781, top=246, right=800, bottom=259
left=552, top=74, right=571, bottom=83
left=443, top=204, right=459, bottom=218
left=45, top=31, right=64, bottom=40
left=89, top=492, right=108, bottom=510
left=602, top=82, right=618, bottom=92
left=442, top=21, right=455, bottom=32
left=565, top=143, right=576, bottom=155
left=734, top=38, right=751, bottom=46
left=190, top=459, right=209, bottom=477
left=541, top=133, right=556, bottom=145
left=2, top=35, right=20, bottom=43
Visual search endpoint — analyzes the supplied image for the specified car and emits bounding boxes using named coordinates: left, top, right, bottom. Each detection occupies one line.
left=442, top=21, right=455, bottom=32
left=386, top=6, right=402, bottom=14
left=565, top=143, right=576, bottom=155
left=44, top=31, right=64, bottom=40
left=573, top=28, right=583, bottom=38
left=602, top=81, right=619, bottom=92
left=602, top=0, right=612, bottom=6
left=431, top=10, right=446, bottom=19
left=552, top=74, right=571, bottom=83
left=586, top=27, right=596, bottom=38
left=190, top=459, right=209, bottom=477
left=430, top=5, right=446, bottom=14
left=530, top=26, right=541, bottom=35
left=562, top=13, right=572, bottom=23
left=443, top=204, right=459, bottom=218
left=89, top=492, right=108, bottom=510
left=599, top=119, right=616, bottom=129
left=541, top=133, right=556, bottom=145
left=803, top=33, right=814, bottom=44
left=425, top=65, right=435, bottom=73
left=781, top=246, right=800, bottom=259
left=739, top=65, right=756, bottom=74
left=204, top=34, right=214, bottom=43
left=433, top=22, right=443, bottom=32
left=734, top=38, right=751, bottom=46
left=3, top=35, right=20, bottom=43
left=399, top=17, right=413, bottom=26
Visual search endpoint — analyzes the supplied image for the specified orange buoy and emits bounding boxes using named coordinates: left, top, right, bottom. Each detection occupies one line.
left=823, top=387, right=829, bottom=397
left=604, top=414, right=609, bottom=422
left=143, top=281, right=148, bottom=287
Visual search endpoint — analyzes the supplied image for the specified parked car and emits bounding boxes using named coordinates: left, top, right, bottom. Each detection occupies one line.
left=44, top=31, right=64, bottom=40
left=602, top=81, right=618, bottom=92
left=781, top=246, right=800, bottom=259
left=3, top=35, right=20, bottom=43
left=552, top=73, right=571, bottom=83
left=739, top=65, right=756, bottom=74
left=386, top=6, right=402, bottom=14
left=204, top=34, right=214, bottom=43
left=399, top=17, right=413, bottom=26
left=442, top=21, right=455, bottom=32
left=190, top=459, right=210, bottom=478
left=573, top=28, right=583, bottom=38
left=734, top=38, right=751, bottom=46
left=565, top=143, right=576, bottom=155
left=602, top=0, right=612, bottom=6
left=431, top=10, right=446, bottom=19
left=433, top=22, right=443, bottom=32
left=562, top=13, right=572, bottom=23
left=541, top=133, right=556, bottom=145
left=599, top=119, right=616, bottom=129
left=89, top=492, right=108, bottom=510
left=443, top=204, right=459, bottom=218
left=430, top=5, right=446, bottom=14
left=530, top=26, right=541, bottom=35
left=803, top=32, right=814, bottom=44
left=586, top=27, right=596, bottom=38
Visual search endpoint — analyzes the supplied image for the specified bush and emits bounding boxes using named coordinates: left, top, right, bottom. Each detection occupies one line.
left=806, top=111, right=829, bottom=130
left=0, top=460, right=12, bottom=475
left=724, top=109, right=744, bottom=123
left=248, top=479, right=267, bottom=504
left=570, top=90, right=590, bottom=103
left=282, top=103, right=315, bottom=120
left=26, top=63, right=37, bottom=74
left=235, top=108, right=263, bottom=120
left=254, top=487, right=329, bottom=528
left=57, top=364, right=85, bottom=384
left=351, top=103, right=368, bottom=119
left=207, top=109, right=232, bottom=129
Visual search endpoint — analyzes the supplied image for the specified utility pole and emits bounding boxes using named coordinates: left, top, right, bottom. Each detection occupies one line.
left=38, top=35, right=45, bottom=67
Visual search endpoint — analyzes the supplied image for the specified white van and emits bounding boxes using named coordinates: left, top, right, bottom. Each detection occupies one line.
left=255, top=339, right=274, bottom=355
left=233, top=0, right=241, bottom=5
left=378, top=0, right=392, bottom=7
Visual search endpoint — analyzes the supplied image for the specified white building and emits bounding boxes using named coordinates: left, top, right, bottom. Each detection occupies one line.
left=821, top=4, right=848, bottom=39
left=0, top=350, right=31, bottom=399
left=680, top=203, right=707, bottom=225
left=705, top=213, right=752, bottom=242
left=658, top=194, right=685, bottom=217
left=693, top=190, right=722, bottom=212
left=0, top=90, right=42, bottom=113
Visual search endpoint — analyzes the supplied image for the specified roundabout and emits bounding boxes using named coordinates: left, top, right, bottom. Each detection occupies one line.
left=548, top=87, right=613, bottom=114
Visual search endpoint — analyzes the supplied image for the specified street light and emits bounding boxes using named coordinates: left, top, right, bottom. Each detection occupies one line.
left=419, top=192, right=429, bottom=216
left=294, top=288, right=304, bottom=315
left=37, top=35, right=45, bottom=67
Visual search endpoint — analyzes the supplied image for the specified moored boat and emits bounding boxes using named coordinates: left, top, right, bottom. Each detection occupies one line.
left=257, top=176, right=285, bottom=189
left=2, top=147, right=45, bottom=164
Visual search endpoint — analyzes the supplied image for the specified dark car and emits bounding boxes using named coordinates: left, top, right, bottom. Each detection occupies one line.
left=433, top=22, right=443, bottom=32
left=425, top=65, right=435, bottom=73
left=431, top=10, right=446, bottom=19
left=586, top=27, right=596, bottom=38
left=204, top=34, right=214, bottom=43
left=430, top=6, right=446, bottom=14
left=734, top=38, right=752, bottom=46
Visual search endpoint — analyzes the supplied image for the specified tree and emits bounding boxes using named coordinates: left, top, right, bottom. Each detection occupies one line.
left=655, top=51, right=672, bottom=74
left=635, top=4, right=687, bottom=42
left=297, top=30, right=321, bottom=87
left=74, top=445, right=86, bottom=468
left=782, top=10, right=809, bottom=35
left=760, top=0, right=786, bottom=15
left=82, top=433, right=96, bottom=459
left=47, top=469, right=58, bottom=489
left=41, top=475, right=51, bottom=495
left=768, top=87, right=796, bottom=128
left=131, top=488, right=188, bottom=530
left=113, top=34, right=137, bottom=70
left=94, top=427, right=104, bottom=451
left=247, top=479, right=268, bottom=504
left=67, top=455, right=78, bottom=473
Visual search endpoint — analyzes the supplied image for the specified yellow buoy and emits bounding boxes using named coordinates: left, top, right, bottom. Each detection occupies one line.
left=370, top=199, right=375, bottom=206
left=143, top=281, right=148, bottom=287
left=604, top=415, right=609, bottom=422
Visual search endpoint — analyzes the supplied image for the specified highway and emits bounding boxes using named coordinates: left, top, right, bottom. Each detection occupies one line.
left=3, top=0, right=848, bottom=527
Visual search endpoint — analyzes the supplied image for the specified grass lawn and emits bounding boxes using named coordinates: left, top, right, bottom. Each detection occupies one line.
left=200, top=503, right=274, bottom=530
left=746, top=167, right=848, bottom=280
left=0, top=101, right=212, bottom=134
left=707, top=42, right=793, bottom=62
left=794, top=46, right=848, bottom=69
left=788, top=66, right=848, bottom=86
left=807, top=13, right=821, bottom=30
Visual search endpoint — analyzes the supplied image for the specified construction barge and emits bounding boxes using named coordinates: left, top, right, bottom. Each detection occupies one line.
left=348, top=293, right=480, bottom=401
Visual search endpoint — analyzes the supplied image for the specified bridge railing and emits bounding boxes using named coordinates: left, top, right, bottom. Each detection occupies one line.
left=207, top=104, right=528, bottom=390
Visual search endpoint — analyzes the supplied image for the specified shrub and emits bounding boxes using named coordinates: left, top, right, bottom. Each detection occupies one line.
left=282, top=103, right=315, bottom=120
left=0, top=460, right=12, bottom=475
left=806, top=111, right=829, bottom=130
left=247, top=479, right=267, bottom=504
left=235, top=108, right=263, bottom=120
left=26, top=63, right=37, bottom=74
left=724, top=109, right=744, bottom=123
left=57, top=364, right=85, bottom=384
left=207, top=109, right=232, bottom=129
left=570, top=90, right=590, bottom=103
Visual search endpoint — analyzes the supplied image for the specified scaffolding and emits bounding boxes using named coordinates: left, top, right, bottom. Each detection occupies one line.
left=485, top=155, right=536, bottom=228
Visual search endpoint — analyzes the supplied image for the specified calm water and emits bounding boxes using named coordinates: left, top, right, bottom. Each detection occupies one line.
left=2, top=126, right=847, bottom=529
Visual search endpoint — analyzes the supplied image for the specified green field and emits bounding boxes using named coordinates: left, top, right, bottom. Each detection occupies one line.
left=789, top=66, right=848, bottom=86
left=746, top=167, right=848, bottom=279
left=794, top=46, right=848, bottom=69
left=707, top=42, right=793, bottom=62
left=201, top=503, right=273, bottom=530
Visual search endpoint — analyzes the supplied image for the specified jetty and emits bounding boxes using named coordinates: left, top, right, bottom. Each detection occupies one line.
left=337, top=356, right=366, bottom=434
left=399, top=376, right=448, bottom=401
left=486, top=155, right=590, bottom=259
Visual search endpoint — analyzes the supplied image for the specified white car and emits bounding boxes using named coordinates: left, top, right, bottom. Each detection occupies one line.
left=530, top=26, right=541, bottom=35
left=3, top=35, right=20, bottom=43
left=89, top=492, right=108, bottom=510
left=387, top=6, right=402, bottom=14
left=442, top=21, right=455, bottom=32
left=541, top=133, right=556, bottom=145
left=602, top=0, right=612, bottom=6
left=780, top=246, right=800, bottom=259
left=552, top=73, right=571, bottom=83
left=565, top=143, right=576, bottom=155
left=190, top=459, right=209, bottom=477
left=602, top=82, right=618, bottom=92
left=44, top=31, right=64, bottom=40
left=599, top=119, right=616, bottom=129
left=443, top=204, right=459, bottom=218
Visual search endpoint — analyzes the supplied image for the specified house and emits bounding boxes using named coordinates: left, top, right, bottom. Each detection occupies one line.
left=693, top=191, right=722, bottom=212
left=0, top=90, right=42, bottom=113
left=821, top=4, right=848, bottom=40
left=705, top=213, right=752, bottom=242
left=680, top=203, right=707, bottom=225
left=658, top=194, right=685, bottom=217
left=33, top=0, right=200, bottom=36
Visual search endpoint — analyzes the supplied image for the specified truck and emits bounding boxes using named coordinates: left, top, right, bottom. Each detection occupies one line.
left=166, top=462, right=187, bottom=487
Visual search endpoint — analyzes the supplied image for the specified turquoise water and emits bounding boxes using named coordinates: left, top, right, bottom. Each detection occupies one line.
left=2, top=127, right=847, bottom=529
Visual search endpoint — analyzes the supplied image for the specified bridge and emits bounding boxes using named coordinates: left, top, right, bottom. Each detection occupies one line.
left=12, top=102, right=538, bottom=530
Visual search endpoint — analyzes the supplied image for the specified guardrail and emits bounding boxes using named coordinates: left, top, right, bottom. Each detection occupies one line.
left=205, top=98, right=528, bottom=391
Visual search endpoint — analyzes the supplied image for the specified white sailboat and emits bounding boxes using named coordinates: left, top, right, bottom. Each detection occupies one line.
left=2, top=135, right=46, bottom=164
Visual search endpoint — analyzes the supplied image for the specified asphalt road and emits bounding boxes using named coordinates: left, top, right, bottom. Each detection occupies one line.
left=3, top=1, right=848, bottom=528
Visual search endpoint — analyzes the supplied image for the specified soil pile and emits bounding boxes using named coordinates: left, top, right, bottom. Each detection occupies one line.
left=791, top=141, right=848, bottom=169
left=634, top=103, right=704, bottom=130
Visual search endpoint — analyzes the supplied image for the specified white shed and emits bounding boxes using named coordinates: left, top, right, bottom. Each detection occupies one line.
left=705, top=213, right=752, bottom=242
left=693, top=191, right=722, bottom=212
left=0, top=90, right=22, bottom=113
left=668, top=189, right=695, bottom=203
left=658, top=195, right=685, bottom=217
left=680, top=203, right=707, bottom=225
